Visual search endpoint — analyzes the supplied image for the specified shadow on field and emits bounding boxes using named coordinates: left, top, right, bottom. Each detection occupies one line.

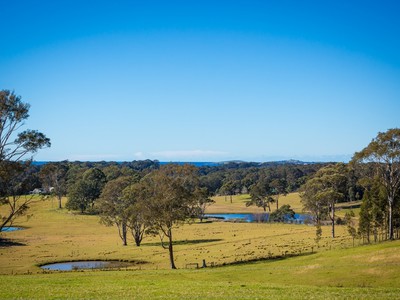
left=0, top=238, right=26, bottom=248
left=218, top=251, right=317, bottom=267
left=141, top=239, right=223, bottom=247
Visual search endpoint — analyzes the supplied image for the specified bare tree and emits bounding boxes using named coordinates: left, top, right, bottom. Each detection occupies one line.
left=39, top=162, right=69, bottom=209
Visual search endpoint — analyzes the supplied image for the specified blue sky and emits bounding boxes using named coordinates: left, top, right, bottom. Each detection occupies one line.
left=1, top=0, right=399, bottom=162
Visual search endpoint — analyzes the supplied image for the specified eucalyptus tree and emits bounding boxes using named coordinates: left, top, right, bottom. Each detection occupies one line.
left=0, top=162, right=38, bottom=231
left=0, top=90, right=50, bottom=232
left=122, top=181, right=149, bottom=247
left=102, top=165, right=121, bottom=182
left=219, top=180, right=237, bottom=203
left=269, top=204, right=295, bottom=223
left=139, top=164, right=199, bottom=269
left=358, top=177, right=386, bottom=243
left=247, top=181, right=274, bottom=212
left=102, top=165, right=138, bottom=182
left=97, top=176, right=136, bottom=246
left=300, top=163, right=347, bottom=238
left=39, top=162, right=69, bottom=209
left=0, top=90, right=50, bottom=162
left=352, top=128, right=400, bottom=240
left=300, top=176, right=326, bottom=227
left=270, top=178, right=288, bottom=210
left=193, top=187, right=214, bottom=222
left=66, top=168, right=106, bottom=213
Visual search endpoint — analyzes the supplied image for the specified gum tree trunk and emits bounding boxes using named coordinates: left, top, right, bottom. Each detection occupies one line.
left=388, top=197, right=393, bottom=240
left=122, top=222, right=127, bottom=246
left=330, top=203, right=335, bottom=238
left=168, top=228, right=177, bottom=269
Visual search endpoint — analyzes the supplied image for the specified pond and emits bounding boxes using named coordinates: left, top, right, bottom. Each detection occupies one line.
left=204, top=213, right=312, bottom=224
left=40, top=260, right=134, bottom=271
left=0, top=227, right=24, bottom=232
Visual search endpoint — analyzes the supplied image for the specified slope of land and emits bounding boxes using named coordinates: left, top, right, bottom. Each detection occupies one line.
left=0, top=193, right=398, bottom=299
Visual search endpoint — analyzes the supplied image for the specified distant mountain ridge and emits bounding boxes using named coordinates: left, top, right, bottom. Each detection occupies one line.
left=32, top=159, right=323, bottom=167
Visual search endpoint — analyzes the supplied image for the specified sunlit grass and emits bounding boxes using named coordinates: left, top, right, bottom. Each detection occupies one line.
left=208, top=192, right=303, bottom=213
left=0, top=241, right=399, bottom=299
left=0, top=194, right=398, bottom=299
left=1, top=195, right=355, bottom=275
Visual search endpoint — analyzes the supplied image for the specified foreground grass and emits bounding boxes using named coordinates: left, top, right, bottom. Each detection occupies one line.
left=1, top=241, right=400, bottom=299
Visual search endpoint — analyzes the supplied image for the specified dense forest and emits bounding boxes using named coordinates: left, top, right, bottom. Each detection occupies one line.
left=24, top=159, right=330, bottom=197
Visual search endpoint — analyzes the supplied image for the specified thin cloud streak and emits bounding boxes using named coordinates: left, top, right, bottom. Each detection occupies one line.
left=150, top=150, right=229, bottom=160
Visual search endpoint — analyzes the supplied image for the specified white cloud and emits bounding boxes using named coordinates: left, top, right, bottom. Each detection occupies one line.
left=133, top=152, right=144, bottom=158
left=150, top=150, right=228, bottom=160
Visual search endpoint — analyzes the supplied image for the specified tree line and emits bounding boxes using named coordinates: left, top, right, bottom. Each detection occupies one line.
left=300, top=128, right=400, bottom=242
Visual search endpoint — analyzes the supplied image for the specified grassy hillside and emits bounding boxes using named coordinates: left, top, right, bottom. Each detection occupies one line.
left=0, top=241, right=399, bottom=299
left=0, top=193, right=397, bottom=299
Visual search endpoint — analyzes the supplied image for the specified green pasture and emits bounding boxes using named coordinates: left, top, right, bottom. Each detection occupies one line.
left=0, top=193, right=398, bottom=299
left=1, top=241, right=400, bottom=299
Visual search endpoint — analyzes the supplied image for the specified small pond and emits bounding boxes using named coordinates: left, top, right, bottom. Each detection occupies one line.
left=1, top=227, right=24, bottom=232
left=41, top=260, right=133, bottom=271
left=204, top=213, right=312, bottom=224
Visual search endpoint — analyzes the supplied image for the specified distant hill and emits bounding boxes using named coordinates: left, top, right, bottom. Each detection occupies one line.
left=262, top=159, right=321, bottom=165
left=32, top=160, right=325, bottom=167
left=219, top=159, right=322, bottom=166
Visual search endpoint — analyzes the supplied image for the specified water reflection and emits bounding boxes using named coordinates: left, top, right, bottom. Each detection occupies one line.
left=204, top=213, right=311, bottom=224
left=41, top=261, right=132, bottom=271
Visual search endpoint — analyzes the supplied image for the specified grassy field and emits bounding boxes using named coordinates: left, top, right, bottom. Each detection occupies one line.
left=0, top=241, right=399, bottom=299
left=0, top=193, right=398, bottom=299
left=209, top=192, right=304, bottom=213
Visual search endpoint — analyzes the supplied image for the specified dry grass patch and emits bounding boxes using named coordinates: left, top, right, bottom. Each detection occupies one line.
left=208, top=192, right=303, bottom=213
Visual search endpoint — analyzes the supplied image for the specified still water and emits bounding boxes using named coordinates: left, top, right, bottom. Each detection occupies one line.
left=0, top=227, right=24, bottom=232
left=40, top=261, right=132, bottom=271
left=204, top=213, right=311, bottom=223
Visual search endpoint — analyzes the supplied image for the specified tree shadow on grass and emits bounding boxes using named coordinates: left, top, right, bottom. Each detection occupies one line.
left=218, top=251, right=317, bottom=267
left=0, top=238, right=26, bottom=248
left=141, top=239, right=223, bottom=247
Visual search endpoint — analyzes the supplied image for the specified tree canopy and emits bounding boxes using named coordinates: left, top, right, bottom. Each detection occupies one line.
left=66, top=168, right=106, bottom=213
left=0, top=90, right=50, bottom=232
left=0, top=90, right=50, bottom=162
left=352, top=128, right=400, bottom=240
left=138, top=164, right=199, bottom=269
left=300, top=163, right=347, bottom=238
left=97, top=176, right=137, bottom=245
